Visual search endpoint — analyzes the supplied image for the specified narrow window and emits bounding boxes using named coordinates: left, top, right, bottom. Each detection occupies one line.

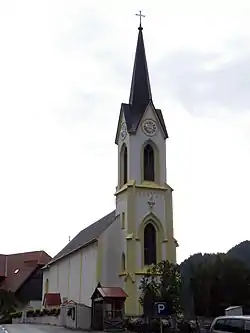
left=144, top=223, right=156, bottom=265
left=121, top=253, right=126, bottom=271
left=123, top=146, right=127, bottom=184
left=144, top=144, right=154, bottom=181
left=120, top=144, right=128, bottom=185
left=121, top=212, right=125, bottom=229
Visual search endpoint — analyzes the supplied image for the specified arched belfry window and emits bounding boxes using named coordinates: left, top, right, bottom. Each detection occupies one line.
left=124, top=146, right=127, bottom=184
left=144, top=144, right=155, bottom=181
left=144, top=222, right=157, bottom=265
left=120, top=144, right=128, bottom=185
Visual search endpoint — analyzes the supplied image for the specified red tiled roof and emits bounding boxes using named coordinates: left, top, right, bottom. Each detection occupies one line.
left=97, top=287, right=128, bottom=299
left=0, top=250, right=51, bottom=293
left=43, top=293, right=61, bottom=306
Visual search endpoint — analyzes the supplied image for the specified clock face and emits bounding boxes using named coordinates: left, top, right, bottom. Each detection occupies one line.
left=120, top=122, right=127, bottom=140
left=142, top=119, right=158, bottom=136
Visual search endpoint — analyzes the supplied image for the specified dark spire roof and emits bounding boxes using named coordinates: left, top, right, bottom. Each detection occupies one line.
left=129, top=26, right=152, bottom=112
left=115, top=23, right=168, bottom=144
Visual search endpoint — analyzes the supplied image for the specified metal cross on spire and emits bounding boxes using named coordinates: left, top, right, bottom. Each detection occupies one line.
left=135, top=10, right=145, bottom=29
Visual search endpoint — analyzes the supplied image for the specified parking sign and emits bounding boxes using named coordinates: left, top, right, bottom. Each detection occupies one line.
left=154, top=302, right=168, bottom=317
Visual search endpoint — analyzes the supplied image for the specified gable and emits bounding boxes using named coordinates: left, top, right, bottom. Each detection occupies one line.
left=138, top=102, right=167, bottom=139
left=0, top=251, right=51, bottom=293
left=15, top=266, right=43, bottom=302
left=49, top=210, right=116, bottom=265
left=118, top=102, right=168, bottom=141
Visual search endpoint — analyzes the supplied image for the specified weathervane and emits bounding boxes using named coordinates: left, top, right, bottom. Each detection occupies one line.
left=135, top=10, right=145, bottom=29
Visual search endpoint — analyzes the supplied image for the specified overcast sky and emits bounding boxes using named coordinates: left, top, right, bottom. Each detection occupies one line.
left=1, top=0, right=250, bottom=263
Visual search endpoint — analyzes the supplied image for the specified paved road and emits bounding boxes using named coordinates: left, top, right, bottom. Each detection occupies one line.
left=0, top=324, right=83, bottom=333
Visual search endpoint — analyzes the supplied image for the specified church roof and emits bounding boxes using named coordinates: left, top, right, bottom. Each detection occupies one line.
left=115, top=25, right=168, bottom=144
left=48, top=210, right=116, bottom=265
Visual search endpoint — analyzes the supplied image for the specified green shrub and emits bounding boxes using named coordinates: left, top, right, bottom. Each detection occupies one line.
left=10, top=312, right=22, bottom=318
left=24, top=308, right=60, bottom=318
left=26, top=310, right=34, bottom=317
left=35, top=309, right=40, bottom=316
left=55, top=308, right=60, bottom=316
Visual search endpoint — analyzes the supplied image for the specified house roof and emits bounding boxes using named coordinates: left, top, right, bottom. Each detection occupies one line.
left=0, top=254, right=7, bottom=277
left=97, top=287, right=128, bottom=299
left=43, top=293, right=61, bottom=306
left=0, top=250, right=51, bottom=293
left=48, top=210, right=116, bottom=265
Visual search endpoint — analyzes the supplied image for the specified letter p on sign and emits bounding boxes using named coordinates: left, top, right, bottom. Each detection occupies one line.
left=154, top=302, right=168, bottom=317
left=158, top=304, right=165, bottom=313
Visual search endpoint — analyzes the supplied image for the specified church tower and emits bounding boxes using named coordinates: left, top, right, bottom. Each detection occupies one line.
left=115, top=19, right=177, bottom=315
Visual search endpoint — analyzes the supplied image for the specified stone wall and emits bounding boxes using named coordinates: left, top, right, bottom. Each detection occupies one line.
left=11, top=303, right=91, bottom=330
left=12, top=316, right=59, bottom=326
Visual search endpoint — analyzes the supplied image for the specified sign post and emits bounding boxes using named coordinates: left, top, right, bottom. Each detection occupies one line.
left=154, top=302, right=168, bottom=333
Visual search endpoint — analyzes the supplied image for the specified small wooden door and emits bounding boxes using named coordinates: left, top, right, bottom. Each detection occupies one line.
left=92, top=301, right=103, bottom=330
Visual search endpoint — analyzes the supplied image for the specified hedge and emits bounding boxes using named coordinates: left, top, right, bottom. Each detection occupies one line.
left=11, top=308, right=60, bottom=318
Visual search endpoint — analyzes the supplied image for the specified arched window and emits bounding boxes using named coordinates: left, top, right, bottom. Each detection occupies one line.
left=120, top=144, right=128, bottom=185
left=123, top=146, right=127, bottom=184
left=144, top=223, right=156, bottom=265
left=121, top=253, right=126, bottom=271
left=144, top=144, right=154, bottom=181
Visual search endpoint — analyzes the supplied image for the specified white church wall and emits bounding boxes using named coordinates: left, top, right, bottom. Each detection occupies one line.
left=68, top=251, right=82, bottom=303
left=58, top=258, right=70, bottom=301
left=100, top=215, right=125, bottom=288
left=42, top=269, right=49, bottom=299
left=128, top=104, right=167, bottom=185
left=42, top=264, right=57, bottom=295
left=42, top=243, right=97, bottom=307
left=80, top=242, right=98, bottom=307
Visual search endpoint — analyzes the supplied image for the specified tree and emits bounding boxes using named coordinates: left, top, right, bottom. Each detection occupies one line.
left=189, top=254, right=250, bottom=317
left=139, top=260, right=182, bottom=317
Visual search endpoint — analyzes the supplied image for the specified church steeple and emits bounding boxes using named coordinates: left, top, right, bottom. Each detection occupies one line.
left=115, top=15, right=168, bottom=145
left=129, top=24, right=152, bottom=113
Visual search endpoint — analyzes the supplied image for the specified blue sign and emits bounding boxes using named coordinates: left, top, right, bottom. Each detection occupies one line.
left=154, top=302, right=168, bottom=317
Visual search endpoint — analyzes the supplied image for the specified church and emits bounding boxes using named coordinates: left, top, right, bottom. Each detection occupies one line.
left=42, top=20, right=177, bottom=316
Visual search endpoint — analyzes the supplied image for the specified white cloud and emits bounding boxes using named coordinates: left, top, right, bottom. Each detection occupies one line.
left=0, top=0, right=250, bottom=262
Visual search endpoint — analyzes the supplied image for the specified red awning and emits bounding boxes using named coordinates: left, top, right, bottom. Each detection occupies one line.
left=97, top=287, right=127, bottom=298
left=43, top=293, right=61, bottom=306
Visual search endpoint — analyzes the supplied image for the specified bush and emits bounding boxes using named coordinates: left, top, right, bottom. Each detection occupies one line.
left=40, top=308, right=49, bottom=316
left=35, top=309, right=40, bottom=316
left=16, top=308, right=60, bottom=318
left=26, top=310, right=34, bottom=317
left=54, top=308, right=60, bottom=316
left=124, top=316, right=197, bottom=333
left=11, top=312, right=22, bottom=318
left=0, top=315, right=12, bottom=324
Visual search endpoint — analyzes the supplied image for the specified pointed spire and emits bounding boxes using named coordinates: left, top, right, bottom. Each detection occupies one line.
left=129, top=19, right=152, bottom=112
